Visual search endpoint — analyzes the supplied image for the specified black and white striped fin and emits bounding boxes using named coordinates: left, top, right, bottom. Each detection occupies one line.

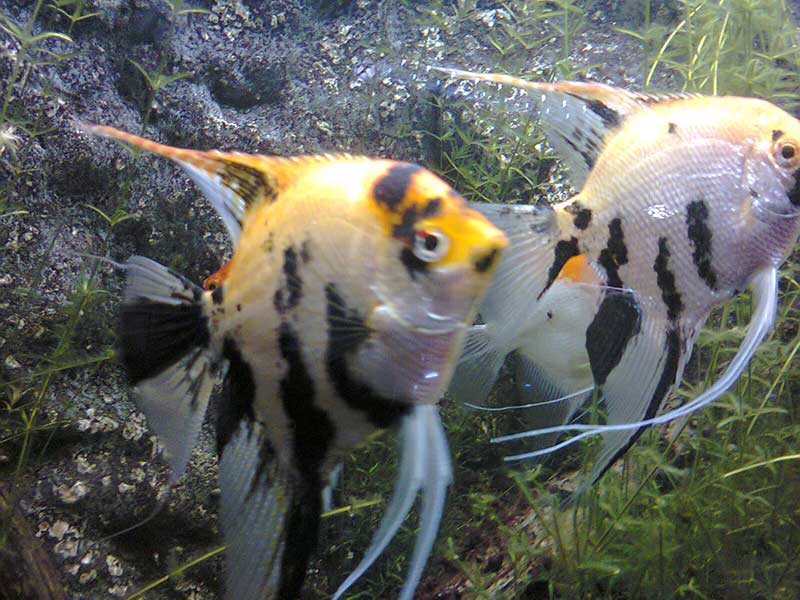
left=431, top=68, right=661, bottom=189
left=117, top=256, right=220, bottom=485
left=333, top=405, right=452, bottom=600
left=220, top=419, right=319, bottom=600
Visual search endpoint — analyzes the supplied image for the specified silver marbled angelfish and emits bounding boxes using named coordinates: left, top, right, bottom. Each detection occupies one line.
left=80, top=124, right=507, bottom=599
left=436, top=68, right=800, bottom=487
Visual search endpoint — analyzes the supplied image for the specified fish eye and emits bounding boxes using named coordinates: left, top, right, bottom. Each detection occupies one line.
left=412, top=227, right=449, bottom=263
left=774, top=138, right=799, bottom=168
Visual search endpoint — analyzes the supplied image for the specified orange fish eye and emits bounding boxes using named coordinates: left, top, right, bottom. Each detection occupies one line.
left=774, top=138, right=800, bottom=169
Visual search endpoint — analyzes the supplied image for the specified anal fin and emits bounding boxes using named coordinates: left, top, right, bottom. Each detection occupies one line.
left=219, top=420, right=320, bottom=600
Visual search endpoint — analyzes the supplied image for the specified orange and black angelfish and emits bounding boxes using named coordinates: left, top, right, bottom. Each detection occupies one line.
left=436, top=68, right=800, bottom=490
left=79, top=124, right=507, bottom=599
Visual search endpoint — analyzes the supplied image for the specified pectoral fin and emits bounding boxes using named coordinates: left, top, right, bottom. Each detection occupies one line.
left=333, top=405, right=452, bottom=600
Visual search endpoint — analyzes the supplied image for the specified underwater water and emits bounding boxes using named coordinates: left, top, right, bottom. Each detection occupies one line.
left=1, top=1, right=800, bottom=599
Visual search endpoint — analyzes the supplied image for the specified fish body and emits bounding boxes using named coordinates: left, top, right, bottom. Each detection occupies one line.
left=82, top=124, right=507, bottom=598
left=438, top=69, right=800, bottom=485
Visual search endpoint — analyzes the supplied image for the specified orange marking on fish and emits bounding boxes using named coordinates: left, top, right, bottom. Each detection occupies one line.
left=204, top=259, right=232, bottom=291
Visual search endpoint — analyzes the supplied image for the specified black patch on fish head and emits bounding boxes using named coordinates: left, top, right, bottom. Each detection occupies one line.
left=597, top=217, right=628, bottom=289
left=400, top=246, right=428, bottom=280
left=653, top=237, right=684, bottom=322
left=422, top=197, right=442, bottom=217
left=474, top=248, right=499, bottom=273
left=324, top=283, right=411, bottom=428
left=274, top=246, right=303, bottom=313
left=211, top=286, right=224, bottom=305
left=773, top=129, right=785, bottom=142
left=586, top=98, right=621, bottom=128
left=668, top=122, right=677, bottom=134
left=585, top=289, right=641, bottom=386
left=686, top=200, right=718, bottom=290
left=217, top=338, right=256, bottom=454
left=539, top=237, right=581, bottom=299
left=392, top=204, right=419, bottom=242
left=372, top=163, right=421, bottom=212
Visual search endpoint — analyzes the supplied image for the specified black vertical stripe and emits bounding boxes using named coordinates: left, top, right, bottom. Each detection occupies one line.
left=324, top=283, right=411, bottom=428
left=585, top=290, right=641, bottom=386
left=597, top=217, right=628, bottom=289
left=539, top=237, right=580, bottom=299
left=278, top=322, right=334, bottom=477
left=686, top=200, right=718, bottom=290
left=592, top=327, right=682, bottom=483
left=653, top=237, right=684, bottom=321
left=217, top=339, right=256, bottom=454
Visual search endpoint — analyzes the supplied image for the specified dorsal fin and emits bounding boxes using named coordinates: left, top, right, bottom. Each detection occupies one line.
left=432, top=67, right=689, bottom=190
left=78, top=123, right=354, bottom=243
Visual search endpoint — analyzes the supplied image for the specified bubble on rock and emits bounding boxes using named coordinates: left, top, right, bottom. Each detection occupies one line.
left=81, top=551, right=94, bottom=566
left=118, top=482, right=135, bottom=494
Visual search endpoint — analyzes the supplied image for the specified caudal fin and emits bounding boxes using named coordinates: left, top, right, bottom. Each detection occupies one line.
left=118, top=256, right=221, bottom=484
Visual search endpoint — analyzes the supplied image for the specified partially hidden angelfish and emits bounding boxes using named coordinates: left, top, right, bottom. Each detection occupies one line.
left=435, top=68, right=800, bottom=488
left=79, top=124, right=508, bottom=599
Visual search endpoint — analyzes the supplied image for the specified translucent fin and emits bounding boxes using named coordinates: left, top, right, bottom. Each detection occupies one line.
left=78, top=123, right=354, bottom=243
left=448, top=324, right=506, bottom=407
left=118, top=256, right=220, bottom=484
left=496, top=267, right=779, bottom=488
left=432, top=67, right=672, bottom=189
left=399, top=405, right=452, bottom=600
left=468, top=202, right=558, bottom=332
left=220, top=420, right=319, bottom=600
left=333, top=405, right=452, bottom=600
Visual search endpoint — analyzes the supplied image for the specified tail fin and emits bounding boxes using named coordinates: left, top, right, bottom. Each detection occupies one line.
left=118, top=256, right=220, bottom=485
left=448, top=324, right=506, bottom=407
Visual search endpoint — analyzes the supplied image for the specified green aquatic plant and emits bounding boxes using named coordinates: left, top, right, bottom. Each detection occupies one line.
left=48, top=0, right=100, bottom=35
left=623, top=0, right=800, bottom=104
